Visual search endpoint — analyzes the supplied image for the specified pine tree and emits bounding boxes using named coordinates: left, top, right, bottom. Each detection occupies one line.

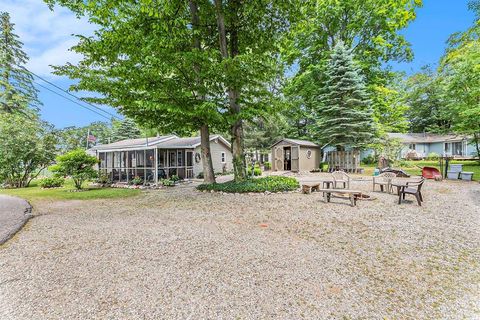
left=313, top=42, right=375, bottom=150
left=112, top=118, right=142, bottom=141
left=0, top=12, right=40, bottom=113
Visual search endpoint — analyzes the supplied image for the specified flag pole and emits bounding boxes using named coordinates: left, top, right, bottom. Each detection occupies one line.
left=86, top=129, right=90, bottom=150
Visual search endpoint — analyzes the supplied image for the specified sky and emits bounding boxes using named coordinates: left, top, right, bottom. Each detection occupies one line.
left=3, top=0, right=477, bottom=129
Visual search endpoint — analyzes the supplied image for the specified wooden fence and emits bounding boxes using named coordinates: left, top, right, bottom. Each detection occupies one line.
left=326, top=150, right=361, bottom=173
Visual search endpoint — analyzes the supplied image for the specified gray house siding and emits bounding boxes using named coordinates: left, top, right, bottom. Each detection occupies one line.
left=193, top=139, right=232, bottom=177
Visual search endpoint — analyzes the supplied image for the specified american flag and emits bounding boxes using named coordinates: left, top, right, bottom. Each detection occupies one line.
left=87, top=134, right=96, bottom=142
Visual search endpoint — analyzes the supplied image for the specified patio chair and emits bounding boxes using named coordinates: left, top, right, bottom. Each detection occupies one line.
left=398, top=178, right=425, bottom=206
left=372, top=172, right=396, bottom=193
left=331, top=171, right=350, bottom=189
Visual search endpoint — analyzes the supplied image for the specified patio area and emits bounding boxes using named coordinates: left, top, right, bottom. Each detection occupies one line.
left=1, top=176, right=479, bottom=319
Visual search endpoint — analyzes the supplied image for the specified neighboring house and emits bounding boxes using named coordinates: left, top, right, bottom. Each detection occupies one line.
left=271, top=138, right=321, bottom=172
left=387, top=133, right=477, bottom=159
left=90, top=135, right=232, bottom=182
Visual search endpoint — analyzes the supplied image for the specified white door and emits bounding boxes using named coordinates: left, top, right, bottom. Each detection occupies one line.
left=274, top=147, right=283, bottom=171
left=291, top=146, right=300, bottom=172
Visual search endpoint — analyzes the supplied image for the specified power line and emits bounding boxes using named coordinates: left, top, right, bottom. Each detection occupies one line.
left=34, top=81, right=113, bottom=121
left=27, top=68, right=122, bottom=120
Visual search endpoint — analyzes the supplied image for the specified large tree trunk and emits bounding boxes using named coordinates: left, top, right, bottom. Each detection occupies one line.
left=200, top=124, right=216, bottom=183
left=189, top=0, right=216, bottom=184
left=214, top=0, right=246, bottom=182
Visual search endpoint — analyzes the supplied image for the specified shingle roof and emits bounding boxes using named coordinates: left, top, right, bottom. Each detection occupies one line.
left=90, top=135, right=230, bottom=151
left=387, top=133, right=469, bottom=143
left=271, top=138, right=319, bottom=148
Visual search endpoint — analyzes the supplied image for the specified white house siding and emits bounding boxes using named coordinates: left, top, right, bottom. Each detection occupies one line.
left=193, top=140, right=232, bottom=177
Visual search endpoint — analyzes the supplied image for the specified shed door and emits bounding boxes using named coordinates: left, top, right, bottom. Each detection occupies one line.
left=274, top=147, right=283, bottom=171
left=291, top=146, right=300, bottom=172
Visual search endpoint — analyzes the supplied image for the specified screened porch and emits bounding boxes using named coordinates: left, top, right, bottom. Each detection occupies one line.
left=98, top=148, right=195, bottom=184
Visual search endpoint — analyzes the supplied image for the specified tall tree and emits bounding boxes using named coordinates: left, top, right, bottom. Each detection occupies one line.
left=311, top=42, right=375, bottom=150
left=0, top=12, right=40, bottom=114
left=44, top=0, right=224, bottom=183
left=283, top=0, right=420, bottom=138
left=0, top=113, right=57, bottom=187
left=404, top=67, right=451, bottom=133
left=112, top=118, right=142, bottom=142
left=440, top=2, right=480, bottom=161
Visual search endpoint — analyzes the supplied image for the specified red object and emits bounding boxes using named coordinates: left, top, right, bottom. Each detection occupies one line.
left=87, top=134, right=96, bottom=142
left=422, top=166, right=441, bottom=179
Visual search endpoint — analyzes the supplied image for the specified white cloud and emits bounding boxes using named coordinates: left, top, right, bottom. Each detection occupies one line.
left=3, top=0, right=95, bottom=77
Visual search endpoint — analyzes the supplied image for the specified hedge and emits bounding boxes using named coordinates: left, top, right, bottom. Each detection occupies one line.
left=197, top=176, right=299, bottom=193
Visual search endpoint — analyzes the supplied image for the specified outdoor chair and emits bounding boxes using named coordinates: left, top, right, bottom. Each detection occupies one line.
left=398, top=178, right=425, bottom=206
left=372, top=172, right=396, bottom=193
left=331, top=171, right=350, bottom=189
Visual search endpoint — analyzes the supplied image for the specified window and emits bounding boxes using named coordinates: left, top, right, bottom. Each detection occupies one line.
left=444, top=143, right=450, bottom=153
left=177, top=150, right=184, bottom=166
left=306, top=149, right=312, bottom=159
left=221, top=152, right=226, bottom=163
left=452, top=142, right=463, bottom=156
left=409, top=144, right=416, bottom=150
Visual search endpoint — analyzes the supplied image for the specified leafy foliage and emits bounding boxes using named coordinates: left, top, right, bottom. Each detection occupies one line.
left=0, top=113, right=58, bottom=188
left=197, top=176, right=299, bottom=193
left=0, top=12, right=40, bottom=114
left=49, top=149, right=98, bottom=190
left=311, top=42, right=375, bottom=149
left=112, top=118, right=142, bottom=142
left=39, top=176, right=65, bottom=188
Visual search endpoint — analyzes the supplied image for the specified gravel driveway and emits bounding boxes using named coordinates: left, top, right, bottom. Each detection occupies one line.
left=1, top=176, right=479, bottom=319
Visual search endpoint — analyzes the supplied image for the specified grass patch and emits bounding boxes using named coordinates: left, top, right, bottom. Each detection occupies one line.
left=197, top=176, right=299, bottom=193
left=0, top=179, right=141, bottom=203
left=361, top=160, right=480, bottom=180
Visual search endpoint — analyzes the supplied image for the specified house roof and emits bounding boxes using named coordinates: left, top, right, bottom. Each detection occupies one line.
left=387, top=133, right=469, bottom=144
left=271, top=138, right=319, bottom=148
left=90, top=134, right=230, bottom=151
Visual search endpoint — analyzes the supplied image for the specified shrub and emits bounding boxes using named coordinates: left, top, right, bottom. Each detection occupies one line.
left=130, top=176, right=143, bottom=186
left=49, top=149, right=98, bottom=190
left=39, top=177, right=65, bottom=188
left=161, top=178, right=174, bottom=187
left=361, top=154, right=377, bottom=165
left=197, top=176, right=299, bottom=193
left=426, top=152, right=440, bottom=161
left=96, top=172, right=111, bottom=185
left=247, top=166, right=262, bottom=176
left=170, top=175, right=180, bottom=182
left=319, top=162, right=329, bottom=172
left=263, top=161, right=271, bottom=170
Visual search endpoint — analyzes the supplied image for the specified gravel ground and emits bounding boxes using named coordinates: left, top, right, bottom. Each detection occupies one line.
left=1, top=174, right=479, bottom=319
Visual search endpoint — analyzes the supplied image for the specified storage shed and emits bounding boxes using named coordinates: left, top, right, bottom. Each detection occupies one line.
left=271, top=138, right=321, bottom=172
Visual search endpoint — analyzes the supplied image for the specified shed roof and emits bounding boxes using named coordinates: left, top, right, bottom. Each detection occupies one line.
left=271, top=138, right=319, bottom=148
left=387, top=133, right=469, bottom=143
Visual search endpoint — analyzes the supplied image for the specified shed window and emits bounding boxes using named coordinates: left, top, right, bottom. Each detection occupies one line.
left=409, top=144, right=416, bottom=150
left=221, top=152, right=226, bottom=163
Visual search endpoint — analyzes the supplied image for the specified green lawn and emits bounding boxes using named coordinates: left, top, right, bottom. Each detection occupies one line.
left=0, top=179, right=141, bottom=203
left=362, top=160, right=480, bottom=180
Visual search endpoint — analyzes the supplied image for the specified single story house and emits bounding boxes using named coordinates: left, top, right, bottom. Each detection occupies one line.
left=271, top=138, right=321, bottom=172
left=387, top=133, right=477, bottom=159
left=90, top=135, right=232, bottom=183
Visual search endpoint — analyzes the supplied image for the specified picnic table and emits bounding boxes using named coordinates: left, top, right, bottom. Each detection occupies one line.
left=318, top=188, right=363, bottom=207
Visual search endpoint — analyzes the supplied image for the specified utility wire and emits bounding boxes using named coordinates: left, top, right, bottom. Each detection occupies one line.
left=34, top=81, right=113, bottom=121
left=27, top=68, right=121, bottom=120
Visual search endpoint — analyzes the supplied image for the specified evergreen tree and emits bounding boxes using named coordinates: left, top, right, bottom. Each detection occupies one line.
left=112, top=118, right=142, bottom=141
left=0, top=12, right=40, bottom=114
left=312, top=42, right=375, bottom=150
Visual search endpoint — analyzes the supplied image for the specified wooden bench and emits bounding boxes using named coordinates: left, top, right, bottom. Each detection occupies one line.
left=302, top=183, right=321, bottom=194
left=318, top=188, right=363, bottom=207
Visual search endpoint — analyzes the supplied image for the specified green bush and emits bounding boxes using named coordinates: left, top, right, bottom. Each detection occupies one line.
left=361, top=154, right=377, bottom=165
left=426, top=152, right=440, bottom=161
left=170, top=175, right=180, bottom=182
left=197, top=176, right=299, bottom=193
left=49, top=149, right=98, bottom=190
left=161, top=178, right=174, bottom=187
left=96, top=172, right=111, bottom=185
left=39, top=177, right=65, bottom=188
left=319, top=162, right=329, bottom=172
left=130, top=176, right=143, bottom=186
left=247, top=166, right=262, bottom=176
left=263, top=161, right=271, bottom=170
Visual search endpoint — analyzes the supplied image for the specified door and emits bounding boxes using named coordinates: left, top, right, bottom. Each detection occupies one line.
left=284, top=147, right=291, bottom=170
left=291, top=146, right=300, bottom=172
left=274, top=147, right=283, bottom=171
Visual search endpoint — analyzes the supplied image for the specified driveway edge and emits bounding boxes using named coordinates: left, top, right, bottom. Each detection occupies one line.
left=0, top=199, right=33, bottom=245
